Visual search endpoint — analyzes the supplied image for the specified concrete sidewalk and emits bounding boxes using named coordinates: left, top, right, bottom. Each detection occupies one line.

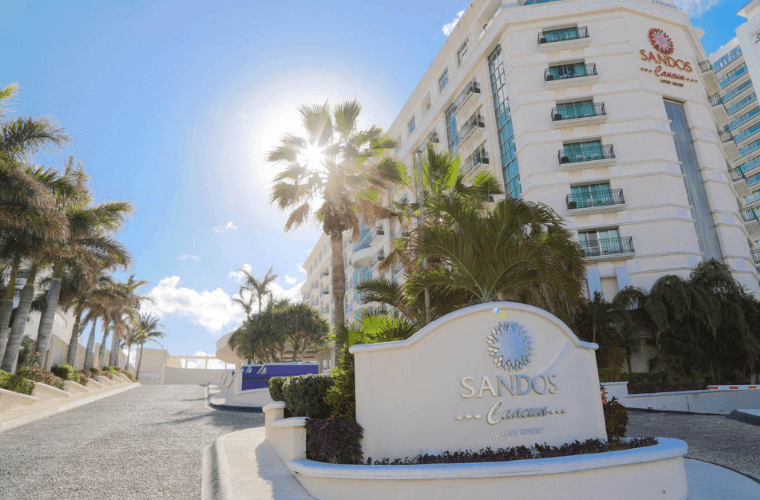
left=204, top=427, right=760, bottom=500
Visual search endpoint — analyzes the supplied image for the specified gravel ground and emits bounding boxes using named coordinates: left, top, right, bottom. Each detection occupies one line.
left=627, top=409, right=760, bottom=481
left=0, top=385, right=263, bottom=500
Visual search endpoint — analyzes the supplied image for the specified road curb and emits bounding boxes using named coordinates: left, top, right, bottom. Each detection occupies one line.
left=202, top=434, right=235, bottom=500
left=0, top=382, right=140, bottom=434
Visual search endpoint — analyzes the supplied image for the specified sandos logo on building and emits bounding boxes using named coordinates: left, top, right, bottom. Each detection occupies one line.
left=487, top=321, right=533, bottom=371
left=648, top=28, right=674, bottom=55
left=639, top=27, right=697, bottom=85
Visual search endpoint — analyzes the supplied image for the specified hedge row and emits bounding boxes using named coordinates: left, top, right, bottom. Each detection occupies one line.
left=0, top=369, right=34, bottom=395
left=599, top=370, right=704, bottom=394
left=17, top=366, right=64, bottom=390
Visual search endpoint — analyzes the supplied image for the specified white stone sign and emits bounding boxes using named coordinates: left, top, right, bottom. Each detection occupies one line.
left=350, top=302, right=607, bottom=460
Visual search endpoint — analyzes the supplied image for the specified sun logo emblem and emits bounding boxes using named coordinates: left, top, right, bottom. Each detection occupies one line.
left=487, top=322, right=533, bottom=371
left=648, top=28, right=674, bottom=55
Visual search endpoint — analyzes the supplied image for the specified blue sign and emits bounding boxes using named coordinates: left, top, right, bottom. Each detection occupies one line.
left=240, top=363, right=319, bottom=391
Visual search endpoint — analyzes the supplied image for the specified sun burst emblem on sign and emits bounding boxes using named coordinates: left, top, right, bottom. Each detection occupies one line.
left=648, top=28, right=674, bottom=55
left=487, top=321, right=533, bottom=371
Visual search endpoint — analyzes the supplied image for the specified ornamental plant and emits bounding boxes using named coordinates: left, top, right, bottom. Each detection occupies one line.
left=51, top=363, right=78, bottom=382
left=0, top=369, right=35, bottom=395
left=268, top=376, right=286, bottom=402
left=16, top=366, right=64, bottom=390
left=282, top=374, right=334, bottom=419
left=603, top=395, right=628, bottom=441
left=306, top=417, right=364, bottom=464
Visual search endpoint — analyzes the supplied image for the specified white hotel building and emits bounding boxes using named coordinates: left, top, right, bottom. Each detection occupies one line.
left=302, top=0, right=760, bottom=346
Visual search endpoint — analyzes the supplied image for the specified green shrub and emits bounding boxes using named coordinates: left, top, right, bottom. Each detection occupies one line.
left=269, top=376, right=286, bottom=402
left=17, top=366, right=65, bottom=390
left=282, top=374, right=334, bottom=419
left=0, top=369, right=35, bottom=395
left=625, top=372, right=703, bottom=394
left=306, top=417, right=364, bottom=464
left=105, top=366, right=120, bottom=376
left=598, top=368, right=628, bottom=383
left=603, top=397, right=628, bottom=441
left=51, top=363, right=78, bottom=382
left=77, top=371, right=88, bottom=385
left=325, top=347, right=356, bottom=419
left=123, top=371, right=134, bottom=381
left=89, top=367, right=100, bottom=374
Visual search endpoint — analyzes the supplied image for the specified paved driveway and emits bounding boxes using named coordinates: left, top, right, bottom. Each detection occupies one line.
left=0, top=385, right=262, bottom=500
left=627, top=409, right=760, bottom=481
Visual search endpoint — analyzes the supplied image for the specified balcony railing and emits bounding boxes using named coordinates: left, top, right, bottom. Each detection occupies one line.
left=451, top=80, right=481, bottom=113
left=459, top=112, right=485, bottom=142
left=558, top=144, right=615, bottom=165
left=545, top=63, right=597, bottom=82
left=725, top=92, right=756, bottom=115
left=719, top=130, right=734, bottom=143
left=718, top=65, right=747, bottom=89
left=732, top=167, right=748, bottom=182
left=741, top=208, right=760, bottom=222
left=728, top=106, right=760, bottom=131
left=735, top=122, right=760, bottom=143
left=580, top=237, right=634, bottom=257
left=552, top=102, right=605, bottom=121
left=752, top=249, right=760, bottom=264
left=744, top=191, right=760, bottom=206
left=426, top=130, right=439, bottom=143
left=566, top=189, right=624, bottom=210
left=723, top=79, right=753, bottom=104
left=463, top=148, right=489, bottom=173
left=698, top=60, right=712, bottom=72
left=707, top=93, right=723, bottom=107
left=538, top=26, right=588, bottom=45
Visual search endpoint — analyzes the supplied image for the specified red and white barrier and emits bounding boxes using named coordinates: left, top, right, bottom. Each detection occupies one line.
left=707, top=385, right=758, bottom=391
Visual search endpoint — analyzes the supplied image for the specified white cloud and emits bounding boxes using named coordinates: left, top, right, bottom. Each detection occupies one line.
left=284, top=275, right=297, bottom=285
left=297, top=263, right=306, bottom=274
left=442, top=10, right=464, bottom=36
left=213, top=221, right=238, bottom=233
left=193, top=350, right=211, bottom=356
left=229, top=263, right=253, bottom=281
left=178, top=253, right=200, bottom=262
left=144, top=276, right=245, bottom=336
left=671, top=0, right=721, bottom=17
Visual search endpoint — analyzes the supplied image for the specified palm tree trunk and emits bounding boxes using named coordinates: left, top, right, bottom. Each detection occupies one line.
left=136, top=343, right=144, bottom=380
left=109, top=325, right=121, bottom=366
left=65, top=309, right=84, bottom=366
left=1, top=263, right=38, bottom=373
left=34, top=262, right=64, bottom=367
left=98, top=327, right=109, bottom=368
left=626, top=352, right=633, bottom=375
left=124, top=341, right=132, bottom=371
left=330, top=232, right=346, bottom=327
left=0, top=263, right=19, bottom=362
left=83, top=317, right=98, bottom=370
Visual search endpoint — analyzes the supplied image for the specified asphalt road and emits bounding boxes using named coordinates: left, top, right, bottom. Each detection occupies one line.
left=0, top=385, right=263, bottom=500
left=627, top=409, right=760, bottom=481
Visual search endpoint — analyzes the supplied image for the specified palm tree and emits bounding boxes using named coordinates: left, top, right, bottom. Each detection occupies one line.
left=83, top=278, right=126, bottom=370
left=32, top=158, right=132, bottom=367
left=134, top=313, right=165, bottom=380
left=107, top=276, right=149, bottom=367
left=612, top=286, right=648, bottom=374
left=237, top=267, right=278, bottom=314
left=268, top=100, right=399, bottom=330
left=404, top=196, right=586, bottom=320
left=283, top=303, right=330, bottom=361
left=63, top=273, right=116, bottom=366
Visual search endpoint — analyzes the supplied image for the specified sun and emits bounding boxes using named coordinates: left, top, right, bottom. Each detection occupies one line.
left=297, top=145, right=326, bottom=168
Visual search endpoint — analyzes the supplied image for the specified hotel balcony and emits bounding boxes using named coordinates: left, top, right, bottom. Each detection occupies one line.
left=551, top=102, right=606, bottom=128
left=580, top=237, right=635, bottom=260
left=741, top=208, right=760, bottom=239
left=744, top=191, right=760, bottom=209
left=558, top=144, right=615, bottom=169
left=459, top=112, right=486, bottom=144
left=538, top=26, right=589, bottom=52
left=544, top=63, right=598, bottom=88
left=452, top=80, right=481, bottom=117
left=566, top=189, right=625, bottom=215
left=371, top=227, right=385, bottom=245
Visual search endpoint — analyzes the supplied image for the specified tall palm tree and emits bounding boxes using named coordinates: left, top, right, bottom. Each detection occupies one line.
left=32, top=159, right=132, bottom=367
left=107, top=276, right=149, bottom=367
left=83, top=278, right=125, bottom=370
left=134, top=313, right=165, bottom=380
left=404, top=196, right=586, bottom=320
left=237, top=266, right=278, bottom=314
left=63, top=273, right=116, bottom=366
left=612, top=286, right=649, bottom=374
left=268, top=100, right=399, bottom=330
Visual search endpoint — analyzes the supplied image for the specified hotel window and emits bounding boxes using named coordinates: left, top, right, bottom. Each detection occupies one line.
left=546, top=62, right=595, bottom=81
left=489, top=45, right=520, bottom=199
left=445, top=104, right=459, bottom=154
left=562, top=140, right=607, bottom=162
left=578, top=228, right=623, bottom=256
left=554, top=100, right=599, bottom=120
left=439, top=69, right=449, bottom=92
left=457, top=39, right=469, bottom=67
left=408, top=116, right=416, bottom=135
left=570, top=183, right=612, bottom=209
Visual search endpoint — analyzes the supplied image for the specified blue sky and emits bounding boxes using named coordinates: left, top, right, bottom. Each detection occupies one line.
left=2, top=0, right=746, bottom=359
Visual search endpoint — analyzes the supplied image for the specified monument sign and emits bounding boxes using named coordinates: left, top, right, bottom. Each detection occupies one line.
left=350, top=302, right=607, bottom=460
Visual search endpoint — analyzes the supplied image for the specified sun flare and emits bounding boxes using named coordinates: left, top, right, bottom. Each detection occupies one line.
left=297, top=145, right=326, bottom=168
